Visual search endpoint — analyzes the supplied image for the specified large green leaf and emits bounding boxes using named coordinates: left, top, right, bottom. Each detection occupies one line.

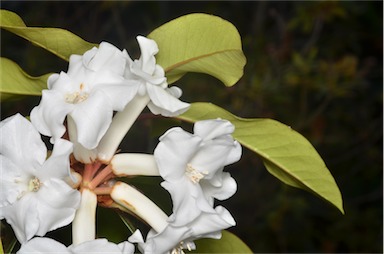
left=0, top=9, right=96, bottom=61
left=192, top=230, right=252, bottom=253
left=178, top=102, right=344, bottom=214
left=148, top=13, right=246, bottom=86
left=0, top=57, right=49, bottom=100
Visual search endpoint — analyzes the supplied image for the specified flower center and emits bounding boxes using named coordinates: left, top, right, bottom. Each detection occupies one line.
left=28, top=177, right=41, bottom=192
left=65, top=91, right=89, bottom=104
left=185, top=164, right=207, bottom=184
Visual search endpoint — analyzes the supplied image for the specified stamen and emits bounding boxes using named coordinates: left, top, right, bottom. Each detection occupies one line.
left=28, top=177, right=41, bottom=192
left=185, top=164, right=207, bottom=184
left=65, top=91, right=89, bottom=104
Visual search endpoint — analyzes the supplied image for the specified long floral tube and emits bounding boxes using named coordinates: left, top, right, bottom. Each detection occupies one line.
left=72, top=189, right=97, bottom=245
left=111, top=153, right=160, bottom=176
left=111, top=182, right=168, bottom=233
left=97, top=95, right=150, bottom=163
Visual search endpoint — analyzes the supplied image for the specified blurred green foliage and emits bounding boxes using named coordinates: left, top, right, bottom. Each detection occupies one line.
left=1, top=1, right=382, bottom=253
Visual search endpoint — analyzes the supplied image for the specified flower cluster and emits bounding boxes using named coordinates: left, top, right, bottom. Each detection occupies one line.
left=1, top=36, right=241, bottom=254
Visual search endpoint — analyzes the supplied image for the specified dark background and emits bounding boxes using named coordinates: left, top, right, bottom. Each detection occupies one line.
left=1, top=1, right=382, bottom=253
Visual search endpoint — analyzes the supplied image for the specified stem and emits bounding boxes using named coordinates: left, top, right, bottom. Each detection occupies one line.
left=111, top=182, right=168, bottom=233
left=72, top=189, right=97, bottom=245
left=88, top=164, right=113, bottom=189
left=97, top=95, right=150, bottom=163
left=111, top=153, right=160, bottom=176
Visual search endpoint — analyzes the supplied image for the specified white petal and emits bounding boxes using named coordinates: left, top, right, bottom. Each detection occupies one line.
left=188, top=206, right=236, bottom=239
left=17, top=237, right=69, bottom=254
left=189, top=141, right=237, bottom=178
left=193, top=119, right=235, bottom=141
left=146, top=83, right=190, bottom=117
left=0, top=113, right=46, bottom=167
left=3, top=194, right=39, bottom=243
left=38, top=139, right=73, bottom=181
left=154, top=127, right=201, bottom=181
left=69, top=90, right=113, bottom=149
left=161, top=180, right=212, bottom=226
left=70, top=238, right=132, bottom=253
left=0, top=155, right=25, bottom=207
left=84, top=42, right=126, bottom=75
left=136, top=36, right=159, bottom=75
left=35, top=179, right=80, bottom=236
left=201, top=172, right=237, bottom=204
left=95, top=81, right=140, bottom=112
left=142, top=226, right=193, bottom=254
left=67, top=117, right=97, bottom=164
left=30, top=89, right=74, bottom=141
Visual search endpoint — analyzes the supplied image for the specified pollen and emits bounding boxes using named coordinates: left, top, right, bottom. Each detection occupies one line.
left=185, top=164, right=207, bottom=184
left=28, top=177, right=41, bottom=192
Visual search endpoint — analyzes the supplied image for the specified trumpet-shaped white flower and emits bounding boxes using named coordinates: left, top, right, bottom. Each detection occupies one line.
left=96, top=36, right=190, bottom=162
left=124, top=36, right=190, bottom=117
left=30, top=42, right=139, bottom=152
left=154, top=119, right=241, bottom=225
left=140, top=206, right=235, bottom=254
left=0, top=114, right=80, bottom=243
left=17, top=237, right=135, bottom=254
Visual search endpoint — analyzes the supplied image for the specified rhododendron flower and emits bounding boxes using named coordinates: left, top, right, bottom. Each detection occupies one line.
left=97, top=36, right=190, bottom=162
left=154, top=119, right=241, bottom=225
left=17, top=237, right=136, bottom=254
left=0, top=114, right=80, bottom=243
left=140, top=206, right=235, bottom=254
left=30, top=42, right=138, bottom=153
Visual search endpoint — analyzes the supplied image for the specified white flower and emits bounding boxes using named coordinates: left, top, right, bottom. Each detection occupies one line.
left=124, top=36, right=190, bottom=117
left=154, top=119, right=241, bottom=225
left=30, top=42, right=139, bottom=152
left=17, top=237, right=135, bottom=254
left=96, top=36, right=190, bottom=162
left=0, top=114, right=80, bottom=243
left=140, top=206, right=235, bottom=254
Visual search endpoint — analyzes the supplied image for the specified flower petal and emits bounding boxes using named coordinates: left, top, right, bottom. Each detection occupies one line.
left=155, top=127, right=201, bottom=181
left=146, top=83, right=190, bottom=117
left=82, top=41, right=126, bottom=75
left=30, top=89, right=74, bottom=142
left=34, top=179, right=80, bottom=237
left=2, top=194, right=39, bottom=243
left=193, top=118, right=235, bottom=141
left=70, top=238, right=134, bottom=253
left=69, top=90, right=113, bottom=149
left=38, top=139, right=73, bottom=181
left=0, top=114, right=46, bottom=167
left=96, top=81, right=140, bottom=111
left=17, top=237, right=69, bottom=254
left=136, top=36, right=159, bottom=75
left=0, top=155, right=24, bottom=207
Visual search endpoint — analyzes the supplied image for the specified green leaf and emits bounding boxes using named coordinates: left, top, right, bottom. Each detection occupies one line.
left=0, top=9, right=96, bottom=61
left=192, top=230, right=252, bottom=253
left=178, top=102, right=344, bottom=214
left=0, top=57, right=50, bottom=100
left=148, top=13, right=246, bottom=86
